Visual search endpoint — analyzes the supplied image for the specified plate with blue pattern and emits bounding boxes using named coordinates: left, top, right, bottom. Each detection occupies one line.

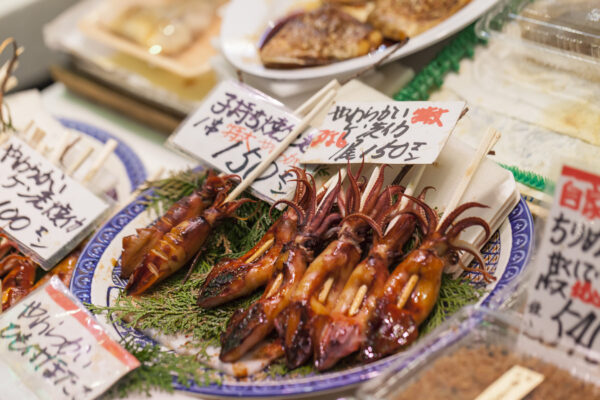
left=59, top=118, right=147, bottom=201
left=71, top=177, right=533, bottom=398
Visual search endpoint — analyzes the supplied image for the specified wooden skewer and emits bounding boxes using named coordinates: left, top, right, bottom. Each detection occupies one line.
left=265, top=272, right=284, bottom=298
left=437, top=127, right=501, bottom=230
left=49, top=130, right=72, bottom=164
left=294, top=79, right=340, bottom=117
left=225, top=89, right=337, bottom=202
left=246, top=238, right=275, bottom=264
left=83, top=139, right=118, bottom=184
left=397, top=127, right=502, bottom=308
left=349, top=164, right=427, bottom=315
left=397, top=274, right=419, bottom=309
left=348, top=284, right=368, bottom=316
left=318, top=276, right=334, bottom=304
left=66, top=145, right=94, bottom=175
left=320, top=167, right=380, bottom=304
left=29, top=127, right=46, bottom=150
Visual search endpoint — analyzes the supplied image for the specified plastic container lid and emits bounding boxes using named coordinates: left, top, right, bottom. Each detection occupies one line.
left=477, top=0, right=600, bottom=77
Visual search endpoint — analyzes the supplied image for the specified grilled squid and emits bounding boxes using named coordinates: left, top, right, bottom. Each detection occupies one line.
left=313, top=189, right=431, bottom=370
left=362, top=201, right=492, bottom=361
left=126, top=179, right=253, bottom=296
left=219, top=173, right=342, bottom=362
left=276, top=166, right=403, bottom=368
left=120, top=170, right=234, bottom=278
left=197, top=168, right=311, bottom=308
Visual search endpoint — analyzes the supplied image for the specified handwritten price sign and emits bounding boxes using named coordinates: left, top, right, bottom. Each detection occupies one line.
left=0, top=277, right=139, bottom=400
left=300, top=101, right=465, bottom=164
left=525, top=164, right=600, bottom=359
left=169, top=80, right=317, bottom=203
left=0, top=137, right=109, bottom=270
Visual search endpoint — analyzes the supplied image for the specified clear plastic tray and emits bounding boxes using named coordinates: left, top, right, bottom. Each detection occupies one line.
left=477, top=0, right=600, bottom=78
left=355, top=306, right=600, bottom=400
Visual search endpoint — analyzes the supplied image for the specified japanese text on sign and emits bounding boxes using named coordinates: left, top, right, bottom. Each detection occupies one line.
left=169, top=80, right=317, bottom=202
left=300, top=101, right=465, bottom=164
left=525, top=164, right=600, bottom=360
left=0, top=277, right=139, bottom=400
left=0, top=137, right=109, bottom=269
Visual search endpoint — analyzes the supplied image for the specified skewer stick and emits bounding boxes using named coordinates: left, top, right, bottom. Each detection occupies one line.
left=83, top=139, right=118, bottom=184
left=66, top=145, right=94, bottom=175
left=397, top=128, right=501, bottom=308
left=348, top=284, right=368, bottom=316
left=49, top=130, right=72, bottom=164
left=225, top=89, right=337, bottom=203
left=246, top=238, right=275, bottom=264
left=265, top=272, right=284, bottom=298
left=294, top=79, right=340, bottom=117
left=30, top=127, right=46, bottom=150
left=318, top=277, right=334, bottom=304
left=437, top=127, right=501, bottom=230
left=397, top=274, right=419, bottom=309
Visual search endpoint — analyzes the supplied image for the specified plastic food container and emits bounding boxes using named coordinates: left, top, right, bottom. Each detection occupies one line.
left=355, top=306, right=600, bottom=400
left=476, top=0, right=600, bottom=78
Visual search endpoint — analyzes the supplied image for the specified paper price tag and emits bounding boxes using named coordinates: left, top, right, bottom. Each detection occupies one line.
left=169, top=80, right=317, bottom=203
left=0, top=277, right=139, bottom=400
left=300, top=101, right=465, bottom=164
left=475, top=365, right=544, bottom=400
left=524, top=164, right=600, bottom=357
left=0, top=137, right=109, bottom=270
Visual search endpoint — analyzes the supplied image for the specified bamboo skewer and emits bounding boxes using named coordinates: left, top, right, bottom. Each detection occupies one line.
left=83, top=139, right=118, bottom=184
left=294, top=80, right=340, bottom=117
left=225, top=89, right=337, bottom=203
left=66, top=145, right=94, bottom=176
left=397, top=127, right=502, bottom=308
left=49, top=130, right=72, bottom=165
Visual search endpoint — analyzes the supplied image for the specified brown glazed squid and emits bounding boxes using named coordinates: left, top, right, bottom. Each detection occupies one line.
left=219, top=173, right=342, bottom=362
left=276, top=166, right=404, bottom=368
left=362, top=201, right=492, bottom=361
left=197, top=167, right=312, bottom=308
left=120, top=170, right=234, bottom=278
left=126, top=177, right=253, bottom=296
left=312, top=189, right=431, bottom=370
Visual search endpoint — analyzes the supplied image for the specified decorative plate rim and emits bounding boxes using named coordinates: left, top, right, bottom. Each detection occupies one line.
left=71, top=195, right=533, bottom=397
left=58, top=117, right=147, bottom=191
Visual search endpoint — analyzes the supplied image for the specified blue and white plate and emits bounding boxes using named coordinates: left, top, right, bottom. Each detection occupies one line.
left=71, top=187, right=533, bottom=398
left=59, top=118, right=147, bottom=201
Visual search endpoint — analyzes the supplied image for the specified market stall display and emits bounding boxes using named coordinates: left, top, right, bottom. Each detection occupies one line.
left=2, top=0, right=600, bottom=398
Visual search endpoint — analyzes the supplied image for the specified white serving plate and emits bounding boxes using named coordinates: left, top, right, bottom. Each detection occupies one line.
left=220, top=0, right=500, bottom=81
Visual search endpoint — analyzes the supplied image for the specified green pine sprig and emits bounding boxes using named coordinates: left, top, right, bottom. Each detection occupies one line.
left=420, top=274, right=486, bottom=335
left=100, top=340, right=212, bottom=399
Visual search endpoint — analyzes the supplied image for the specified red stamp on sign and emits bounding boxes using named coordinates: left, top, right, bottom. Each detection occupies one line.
left=411, top=107, right=449, bottom=127
left=311, top=130, right=348, bottom=149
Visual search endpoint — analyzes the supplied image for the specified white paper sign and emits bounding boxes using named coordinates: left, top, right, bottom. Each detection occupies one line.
left=169, top=80, right=317, bottom=203
left=0, top=277, right=139, bottom=400
left=300, top=101, right=465, bottom=164
left=0, top=137, right=109, bottom=269
left=524, top=164, right=600, bottom=360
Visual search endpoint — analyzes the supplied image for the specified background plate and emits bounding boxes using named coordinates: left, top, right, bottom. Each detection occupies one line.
left=59, top=117, right=147, bottom=200
left=221, top=0, right=500, bottom=81
left=71, top=193, right=533, bottom=398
